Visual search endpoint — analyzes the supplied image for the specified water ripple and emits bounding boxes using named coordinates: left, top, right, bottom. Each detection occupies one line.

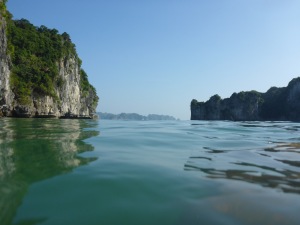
left=185, top=121, right=300, bottom=194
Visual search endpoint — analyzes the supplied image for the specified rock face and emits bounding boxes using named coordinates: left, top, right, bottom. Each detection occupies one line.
left=0, top=1, right=98, bottom=118
left=191, top=77, right=300, bottom=121
left=13, top=56, right=98, bottom=118
left=0, top=1, right=14, bottom=117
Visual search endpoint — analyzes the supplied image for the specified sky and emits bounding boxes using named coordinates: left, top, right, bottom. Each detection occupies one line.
left=6, top=0, right=300, bottom=120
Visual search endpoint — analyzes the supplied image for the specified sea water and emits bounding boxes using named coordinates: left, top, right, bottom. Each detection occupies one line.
left=0, top=118, right=300, bottom=225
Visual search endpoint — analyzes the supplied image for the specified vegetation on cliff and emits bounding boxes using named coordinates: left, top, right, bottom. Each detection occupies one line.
left=1, top=0, right=98, bottom=110
left=80, top=69, right=99, bottom=109
left=0, top=0, right=8, bottom=18
left=0, top=1, right=4, bottom=12
left=7, top=18, right=86, bottom=104
left=191, top=77, right=300, bottom=121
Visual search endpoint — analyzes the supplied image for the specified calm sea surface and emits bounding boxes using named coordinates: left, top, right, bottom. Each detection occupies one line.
left=0, top=118, right=300, bottom=225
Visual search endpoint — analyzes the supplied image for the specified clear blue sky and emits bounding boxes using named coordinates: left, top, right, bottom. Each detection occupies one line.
left=7, top=0, right=300, bottom=120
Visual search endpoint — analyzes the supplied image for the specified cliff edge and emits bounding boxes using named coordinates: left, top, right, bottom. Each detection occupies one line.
left=0, top=0, right=98, bottom=118
left=191, top=77, right=300, bottom=121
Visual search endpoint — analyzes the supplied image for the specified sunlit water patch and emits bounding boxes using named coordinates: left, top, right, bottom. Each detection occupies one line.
left=0, top=119, right=299, bottom=225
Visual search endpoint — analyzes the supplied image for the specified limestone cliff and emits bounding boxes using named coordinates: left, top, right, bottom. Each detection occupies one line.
left=0, top=0, right=13, bottom=116
left=0, top=0, right=98, bottom=118
left=15, top=56, right=98, bottom=118
left=191, top=77, right=300, bottom=121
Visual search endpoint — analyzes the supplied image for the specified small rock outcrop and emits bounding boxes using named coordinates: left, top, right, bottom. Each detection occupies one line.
left=0, top=0, right=98, bottom=118
left=191, top=77, right=300, bottom=121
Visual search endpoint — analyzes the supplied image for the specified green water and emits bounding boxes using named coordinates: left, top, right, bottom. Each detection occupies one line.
left=0, top=119, right=300, bottom=225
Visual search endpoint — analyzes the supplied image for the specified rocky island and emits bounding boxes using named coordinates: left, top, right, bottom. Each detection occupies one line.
left=191, top=77, right=300, bottom=121
left=0, top=0, right=98, bottom=118
left=99, top=112, right=177, bottom=121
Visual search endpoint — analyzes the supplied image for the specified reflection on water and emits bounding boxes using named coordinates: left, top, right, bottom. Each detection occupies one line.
left=1, top=119, right=300, bottom=225
left=0, top=118, right=99, bottom=225
left=185, top=122, right=300, bottom=194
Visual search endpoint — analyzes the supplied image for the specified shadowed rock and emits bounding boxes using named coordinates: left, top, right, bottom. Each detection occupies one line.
left=191, top=77, right=300, bottom=121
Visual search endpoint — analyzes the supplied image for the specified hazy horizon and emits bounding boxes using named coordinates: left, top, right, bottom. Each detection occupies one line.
left=7, top=0, right=300, bottom=120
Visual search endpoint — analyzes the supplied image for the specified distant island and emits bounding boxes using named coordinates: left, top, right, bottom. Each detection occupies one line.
left=191, top=77, right=300, bottom=121
left=98, top=112, right=177, bottom=121
left=0, top=0, right=98, bottom=118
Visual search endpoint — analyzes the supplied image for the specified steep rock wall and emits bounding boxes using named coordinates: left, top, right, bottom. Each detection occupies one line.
left=286, top=79, right=300, bottom=121
left=0, top=1, right=98, bottom=118
left=191, top=77, right=300, bottom=121
left=12, top=56, right=97, bottom=118
left=0, top=1, right=14, bottom=116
